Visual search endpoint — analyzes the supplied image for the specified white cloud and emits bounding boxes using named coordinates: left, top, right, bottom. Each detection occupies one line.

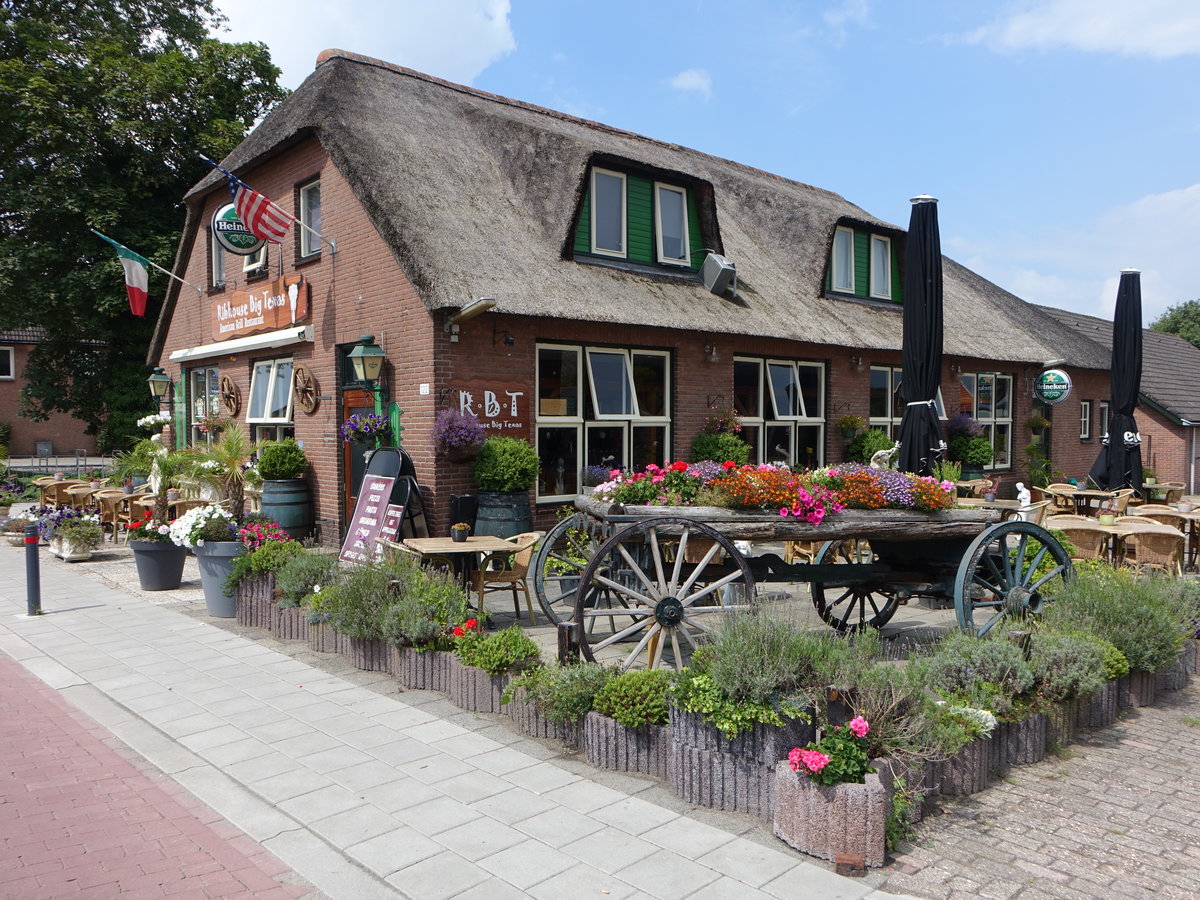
left=949, top=183, right=1200, bottom=325
left=214, top=0, right=515, bottom=88
left=966, top=0, right=1200, bottom=59
left=823, top=0, right=869, bottom=30
left=668, top=68, right=713, bottom=100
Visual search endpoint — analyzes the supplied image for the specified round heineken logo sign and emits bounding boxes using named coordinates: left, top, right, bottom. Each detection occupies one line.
left=211, top=202, right=265, bottom=256
left=1034, top=369, right=1073, bottom=405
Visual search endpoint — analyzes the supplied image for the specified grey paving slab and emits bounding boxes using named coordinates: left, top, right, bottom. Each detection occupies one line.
left=312, top=804, right=404, bottom=847
left=524, top=862, right=639, bottom=899
left=642, top=815, right=738, bottom=859
left=511, top=805, right=606, bottom=848
left=561, top=824, right=659, bottom=875
left=614, top=851, right=723, bottom=899
left=391, top=795, right=480, bottom=835
left=433, top=815, right=527, bottom=862
left=384, top=850, right=491, bottom=899
left=362, top=776, right=444, bottom=814
left=476, top=837, right=578, bottom=891
left=468, top=785, right=560, bottom=825
left=696, top=836, right=800, bottom=889
left=345, top=825, right=444, bottom=878
left=592, top=793, right=682, bottom=836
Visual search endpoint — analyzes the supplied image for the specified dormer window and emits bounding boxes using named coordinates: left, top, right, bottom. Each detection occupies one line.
left=655, top=183, right=689, bottom=265
left=831, top=226, right=854, bottom=292
left=590, top=168, right=626, bottom=257
left=827, top=224, right=901, bottom=303
left=869, top=235, right=892, bottom=299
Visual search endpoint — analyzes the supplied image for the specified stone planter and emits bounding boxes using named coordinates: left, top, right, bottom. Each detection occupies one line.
left=1118, top=670, right=1157, bottom=708
left=1076, top=680, right=1119, bottom=729
left=1044, top=700, right=1077, bottom=751
left=584, top=711, right=670, bottom=779
left=449, top=657, right=509, bottom=714
left=236, top=574, right=275, bottom=630
left=308, top=621, right=341, bottom=653
left=192, top=541, right=245, bottom=618
left=390, top=646, right=454, bottom=693
left=58, top=537, right=94, bottom=562
left=507, top=689, right=583, bottom=748
left=47, top=534, right=63, bottom=558
left=929, top=736, right=991, bottom=797
left=272, top=605, right=310, bottom=642
left=5, top=533, right=26, bottom=547
left=130, top=540, right=187, bottom=591
left=669, top=707, right=814, bottom=766
left=772, top=762, right=887, bottom=868
left=349, top=637, right=391, bottom=673
left=1184, top=639, right=1199, bottom=676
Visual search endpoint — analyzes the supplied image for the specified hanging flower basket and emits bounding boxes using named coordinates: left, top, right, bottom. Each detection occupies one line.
left=340, top=413, right=391, bottom=443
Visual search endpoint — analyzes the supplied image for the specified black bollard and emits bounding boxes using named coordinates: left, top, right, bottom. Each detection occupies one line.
left=24, top=523, right=42, bottom=616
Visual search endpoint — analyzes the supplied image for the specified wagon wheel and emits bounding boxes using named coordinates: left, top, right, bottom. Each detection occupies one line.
left=953, top=521, right=1073, bottom=637
left=574, top=518, right=756, bottom=672
left=531, top=512, right=607, bottom=625
left=219, top=375, right=241, bottom=417
left=810, top=538, right=902, bottom=632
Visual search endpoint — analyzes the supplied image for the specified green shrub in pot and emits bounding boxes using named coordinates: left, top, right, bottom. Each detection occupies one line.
left=257, top=438, right=308, bottom=480
left=474, top=437, right=540, bottom=492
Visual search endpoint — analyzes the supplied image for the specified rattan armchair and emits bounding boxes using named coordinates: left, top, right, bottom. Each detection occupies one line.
left=472, top=531, right=543, bottom=626
left=1120, top=530, right=1184, bottom=575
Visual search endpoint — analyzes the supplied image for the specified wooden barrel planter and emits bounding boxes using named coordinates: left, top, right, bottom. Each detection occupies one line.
left=259, top=479, right=314, bottom=543
left=772, top=762, right=888, bottom=868
left=473, top=491, right=532, bottom=539
left=389, top=646, right=454, bottom=693
left=584, top=712, right=670, bottom=780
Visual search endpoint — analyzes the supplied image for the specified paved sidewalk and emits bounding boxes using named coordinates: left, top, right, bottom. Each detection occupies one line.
left=0, top=545, right=914, bottom=899
left=0, top=654, right=315, bottom=899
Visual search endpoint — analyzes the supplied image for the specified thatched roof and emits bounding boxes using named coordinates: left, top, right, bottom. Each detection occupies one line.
left=164, top=50, right=1109, bottom=369
left=1039, top=305, right=1200, bottom=424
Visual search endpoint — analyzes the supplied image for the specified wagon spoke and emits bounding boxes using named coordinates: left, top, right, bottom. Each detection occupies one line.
left=619, top=622, right=661, bottom=672
left=587, top=571, right=656, bottom=608
left=590, top=614, right=654, bottom=652
left=616, top=542, right=660, bottom=600
left=648, top=526, right=668, bottom=592
left=670, top=629, right=684, bottom=671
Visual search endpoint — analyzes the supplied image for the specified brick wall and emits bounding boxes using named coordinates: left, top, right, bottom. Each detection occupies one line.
left=0, top=343, right=98, bottom=457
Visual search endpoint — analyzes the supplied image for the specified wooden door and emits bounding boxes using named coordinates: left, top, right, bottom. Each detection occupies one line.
left=342, top=388, right=376, bottom=523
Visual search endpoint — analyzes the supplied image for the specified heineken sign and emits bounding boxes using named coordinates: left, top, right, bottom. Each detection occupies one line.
left=211, top=202, right=265, bottom=256
left=1034, top=369, right=1073, bottom=405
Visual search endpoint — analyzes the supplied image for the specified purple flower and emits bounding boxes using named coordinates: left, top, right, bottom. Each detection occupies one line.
left=431, top=408, right=486, bottom=453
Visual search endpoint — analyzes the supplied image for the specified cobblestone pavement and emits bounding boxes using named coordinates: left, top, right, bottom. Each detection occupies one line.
left=0, top=653, right=318, bottom=899
left=880, top=686, right=1200, bottom=899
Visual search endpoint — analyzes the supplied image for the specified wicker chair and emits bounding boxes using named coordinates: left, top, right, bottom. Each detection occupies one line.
left=1133, top=510, right=1188, bottom=531
left=1108, top=488, right=1136, bottom=514
left=1055, top=525, right=1108, bottom=562
left=956, top=479, right=991, bottom=498
left=1120, top=530, right=1184, bottom=575
left=1045, top=483, right=1078, bottom=512
left=1014, top=500, right=1052, bottom=526
left=1158, top=482, right=1186, bottom=504
left=784, top=540, right=821, bottom=565
left=472, top=531, right=544, bottom=626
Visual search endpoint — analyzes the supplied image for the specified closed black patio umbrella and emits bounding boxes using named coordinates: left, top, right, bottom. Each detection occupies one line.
left=896, top=195, right=944, bottom=476
left=1088, top=268, right=1144, bottom=492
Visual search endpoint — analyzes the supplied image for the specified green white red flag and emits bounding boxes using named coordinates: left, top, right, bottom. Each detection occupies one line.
left=92, top=229, right=149, bottom=316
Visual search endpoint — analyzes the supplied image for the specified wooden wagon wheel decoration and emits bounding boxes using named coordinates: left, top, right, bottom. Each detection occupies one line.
left=218, top=375, right=241, bottom=417
left=293, top=364, right=319, bottom=414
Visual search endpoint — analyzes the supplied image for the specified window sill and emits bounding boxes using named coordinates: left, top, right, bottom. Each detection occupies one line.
left=573, top=253, right=699, bottom=280
left=295, top=253, right=321, bottom=269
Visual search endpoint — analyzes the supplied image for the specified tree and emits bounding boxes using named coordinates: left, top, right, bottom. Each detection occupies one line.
left=1150, top=299, right=1200, bottom=350
left=0, top=0, right=287, bottom=451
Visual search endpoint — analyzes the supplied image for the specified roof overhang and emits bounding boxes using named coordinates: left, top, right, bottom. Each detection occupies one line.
left=167, top=325, right=313, bottom=363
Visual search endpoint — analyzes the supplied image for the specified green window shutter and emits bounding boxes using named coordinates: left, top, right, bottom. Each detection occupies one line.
left=891, top=242, right=903, bottom=303
left=853, top=231, right=870, bottom=298
left=573, top=192, right=591, bottom=254
left=627, top=175, right=654, bottom=263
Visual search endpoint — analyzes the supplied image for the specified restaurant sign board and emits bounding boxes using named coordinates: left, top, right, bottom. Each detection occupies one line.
left=340, top=474, right=398, bottom=563
left=211, top=202, right=265, bottom=256
left=1034, top=369, right=1073, bottom=405
left=210, top=274, right=309, bottom=342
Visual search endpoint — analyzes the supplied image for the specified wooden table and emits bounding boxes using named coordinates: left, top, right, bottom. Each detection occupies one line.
left=382, top=535, right=519, bottom=591
left=956, top=498, right=1023, bottom=512
left=1063, top=489, right=1116, bottom=516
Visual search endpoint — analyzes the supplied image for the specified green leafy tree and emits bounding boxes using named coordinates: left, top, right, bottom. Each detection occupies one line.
left=0, top=1, right=287, bottom=450
left=1150, top=299, right=1200, bottom=349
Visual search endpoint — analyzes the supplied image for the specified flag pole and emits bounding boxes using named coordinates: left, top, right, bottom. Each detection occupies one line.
left=89, top=229, right=203, bottom=296
left=197, top=154, right=337, bottom=254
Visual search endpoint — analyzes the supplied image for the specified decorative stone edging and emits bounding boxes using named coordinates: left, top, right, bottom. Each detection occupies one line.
left=448, top=657, right=509, bottom=714
left=272, top=605, right=309, bottom=642
left=669, top=707, right=814, bottom=767
left=1184, top=640, right=1199, bottom=676
left=1157, top=655, right=1189, bottom=692
left=507, top=688, right=583, bottom=748
left=1044, top=699, right=1077, bottom=751
left=236, top=575, right=275, bottom=630
left=307, top=621, right=340, bottom=654
left=1076, top=680, right=1118, bottom=729
left=772, top=762, right=887, bottom=868
left=994, top=713, right=1047, bottom=769
left=928, top=734, right=991, bottom=797
left=390, top=646, right=454, bottom=693
left=1118, top=670, right=1157, bottom=708
left=584, top=711, right=670, bottom=779
left=349, top=636, right=391, bottom=673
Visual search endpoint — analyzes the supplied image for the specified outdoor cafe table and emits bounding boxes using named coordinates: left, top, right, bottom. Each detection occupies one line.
left=955, top=498, right=1024, bottom=513
left=1062, top=488, right=1117, bottom=516
left=1094, top=520, right=1185, bottom=565
left=390, top=535, right=521, bottom=591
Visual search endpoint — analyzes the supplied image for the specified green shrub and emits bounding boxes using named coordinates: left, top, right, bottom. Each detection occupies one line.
left=225, top=540, right=304, bottom=592
left=454, top=624, right=540, bottom=675
left=1027, top=630, right=1107, bottom=703
left=690, top=432, right=751, bottom=466
left=474, top=437, right=540, bottom=492
left=380, top=564, right=470, bottom=650
left=846, top=428, right=894, bottom=464
left=671, top=668, right=808, bottom=738
left=594, top=669, right=671, bottom=728
left=56, top=518, right=104, bottom=550
left=504, top=662, right=614, bottom=724
left=948, top=434, right=994, bottom=467
left=318, top=560, right=393, bottom=639
left=275, top=550, right=340, bottom=608
left=921, top=633, right=1034, bottom=719
left=256, top=438, right=308, bottom=480
left=1040, top=569, right=1189, bottom=672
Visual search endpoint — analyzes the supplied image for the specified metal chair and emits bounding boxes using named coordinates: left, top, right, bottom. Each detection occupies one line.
left=472, top=531, right=543, bottom=626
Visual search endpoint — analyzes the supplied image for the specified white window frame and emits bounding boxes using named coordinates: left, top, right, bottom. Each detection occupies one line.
left=735, top=356, right=826, bottom=467
left=299, top=180, right=321, bottom=258
left=210, top=229, right=225, bottom=287
left=586, top=348, right=637, bottom=419
left=1099, top=402, right=1110, bottom=440
left=831, top=226, right=854, bottom=292
left=536, top=344, right=583, bottom=420
left=188, top=365, right=221, bottom=446
left=869, top=365, right=946, bottom=438
left=654, top=182, right=690, bottom=266
left=246, top=357, right=294, bottom=425
left=589, top=168, right=627, bottom=258
left=242, top=244, right=267, bottom=274
left=1080, top=400, right=1092, bottom=440
left=869, top=234, right=892, bottom=300
left=0, top=346, right=13, bottom=380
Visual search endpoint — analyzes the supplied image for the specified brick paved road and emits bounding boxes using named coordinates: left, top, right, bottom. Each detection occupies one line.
left=880, top=684, right=1200, bottom=899
left=0, top=653, right=317, bottom=899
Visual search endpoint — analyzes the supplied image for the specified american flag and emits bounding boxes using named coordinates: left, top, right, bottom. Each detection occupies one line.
left=228, top=176, right=292, bottom=244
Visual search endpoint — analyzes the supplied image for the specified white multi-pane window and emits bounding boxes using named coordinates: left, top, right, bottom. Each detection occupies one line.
left=589, top=168, right=626, bottom=258
left=733, top=357, right=825, bottom=469
left=210, top=229, right=225, bottom=287
left=188, top=366, right=221, bottom=446
left=536, top=344, right=670, bottom=501
left=299, top=180, right=321, bottom=258
left=869, top=235, right=891, bottom=299
left=868, top=365, right=946, bottom=439
left=954, top=372, right=1013, bottom=470
left=654, top=183, right=689, bottom=265
left=247, top=357, right=295, bottom=441
left=831, top=226, right=854, bottom=292
left=1080, top=400, right=1092, bottom=440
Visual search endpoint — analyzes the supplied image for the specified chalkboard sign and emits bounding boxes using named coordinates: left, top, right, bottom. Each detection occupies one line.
left=340, top=474, right=396, bottom=563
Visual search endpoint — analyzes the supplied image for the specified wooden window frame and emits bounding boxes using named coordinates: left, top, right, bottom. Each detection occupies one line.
left=869, top=234, right=892, bottom=300
left=653, top=182, right=690, bottom=266
left=589, top=168, right=627, bottom=258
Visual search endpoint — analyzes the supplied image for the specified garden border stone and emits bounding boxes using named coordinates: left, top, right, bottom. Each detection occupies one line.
left=236, top=575, right=274, bottom=630
left=671, top=740, right=774, bottom=820
left=349, top=636, right=391, bottom=673
left=507, top=688, right=583, bottom=748
left=1118, top=670, right=1157, bottom=708
left=271, top=604, right=309, bottom=642
left=584, top=711, right=670, bottom=779
left=307, top=621, right=340, bottom=654
left=1076, top=680, right=1118, bottom=729
left=449, top=657, right=509, bottom=714
left=390, top=646, right=453, bottom=693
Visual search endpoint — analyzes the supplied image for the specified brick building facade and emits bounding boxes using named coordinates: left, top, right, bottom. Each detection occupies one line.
left=0, top=329, right=99, bottom=459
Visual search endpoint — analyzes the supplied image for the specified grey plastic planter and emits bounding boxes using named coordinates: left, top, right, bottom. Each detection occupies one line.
left=193, top=541, right=245, bottom=618
left=129, top=540, right=187, bottom=591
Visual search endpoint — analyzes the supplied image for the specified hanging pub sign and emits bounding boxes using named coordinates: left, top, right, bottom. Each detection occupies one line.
left=1034, top=369, right=1073, bottom=405
left=210, top=274, right=309, bottom=342
left=211, top=202, right=266, bottom=256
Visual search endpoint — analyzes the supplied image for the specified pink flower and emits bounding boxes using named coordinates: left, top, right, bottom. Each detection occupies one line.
left=799, top=749, right=830, bottom=773
left=779, top=507, right=789, bottom=516
left=787, top=747, right=803, bottom=772
left=849, top=716, right=869, bottom=738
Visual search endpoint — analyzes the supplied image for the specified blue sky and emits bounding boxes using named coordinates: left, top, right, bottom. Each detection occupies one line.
left=213, top=0, right=1200, bottom=327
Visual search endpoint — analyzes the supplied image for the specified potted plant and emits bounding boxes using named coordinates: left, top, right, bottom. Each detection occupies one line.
left=946, top=414, right=994, bottom=480
left=112, top=438, right=160, bottom=488
left=835, top=414, right=866, bottom=440
left=473, top=436, right=540, bottom=537
left=450, top=521, right=471, bottom=543
left=1026, top=413, right=1052, bottom=436
left=2, top=513, right=33, bottom=547
left=170, top=504, right=242, bottom=617
left=1142, top=466, right=1158, bottom=485
left=127, top=510, right=188, bottom=591
left=432, top=407, right=486, bottom=461
left=256, top=438, right=312, bottom=542
left=340, top=412, right=391, bottom=445
left=185, top=424, right=258, bottom=521
left=0, top=474, right=25, bottom=518
left=54, top=518, right=103, bottom=562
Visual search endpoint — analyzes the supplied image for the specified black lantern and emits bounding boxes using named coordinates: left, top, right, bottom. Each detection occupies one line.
left=347, top=334, right=387, bottom=386
left=147, top=366, right=172, bottom=406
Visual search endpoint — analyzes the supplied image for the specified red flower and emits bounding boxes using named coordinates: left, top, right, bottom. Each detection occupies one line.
left=722, top=460, right=737, bottom=470
left=452, top=626, right=465, bottom=637
left=670, top=460, right=688, bottom=472
left=464, top=618, right=478, bottom=630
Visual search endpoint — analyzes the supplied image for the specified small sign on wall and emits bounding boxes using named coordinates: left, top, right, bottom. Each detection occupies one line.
left=455, top=383, right=528, bottom=436
left=1034, top=369, right=1073, bottom=405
